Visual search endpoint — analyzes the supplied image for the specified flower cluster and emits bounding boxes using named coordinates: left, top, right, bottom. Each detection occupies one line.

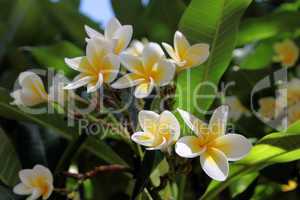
left=10, top=17, right=252, bottom=200
left=132, top=106, right=252, bottom=181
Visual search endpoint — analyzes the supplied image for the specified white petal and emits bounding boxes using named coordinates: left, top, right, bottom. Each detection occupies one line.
left=175, top=136, right=206, bottom=158
left=200, top=148, right=229, bottom=181
left=33, top=165, right=53, bottom=184
left=85, top=25, right=104, bottom=39
left=18, top=71, right=47, bottom=100
left=162, top=42, right=178, bottom=61
left=142, top=43, right=165, bottom=70
left=185, top=43, right=210, bottom=68
left=153, top=59, right=175, bottom=86
left=10, top=90, right=23, bottom=105
left=64, top=76, right=92, bottom=90
left=213, top=134, right=252, bottom=161
left=111, top=74, right=144, bottom=89
left=87, top=73, right=103, bottom=93
left=159, top=110, right=181, bottom=142
left=86, top=37, right=112, bottom=67
left=134, top=79, right=155, bottom=98
left=64, top=57, right=85, bottom=72
left=174, top=31, right=190, bottom=58
left=131, top=131, right=156, bottom=147
left=120, top=53, right=144, bottom=74
left=13, top=183, right=32, bottom=195
left=146, top=137, right=167, bottom=151
left=42, top=184, right=53, bottom=200
left=102, top=54, right=120, bottom=83
left=26, top=189, right=41, bottom=200
left=105, top=17, right=122, bottom=39
left=177, top=108, right=208, bottom=136
left=138, top=110, right=160, bottom=133
left=113, top=25, right=133, bottom=54
left=19, top=169, right=35, bottom=186
left=209, top=105, right=229, bottom=136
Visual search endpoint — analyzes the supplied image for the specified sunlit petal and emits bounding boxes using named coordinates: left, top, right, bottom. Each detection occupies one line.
left=120, top=53, right=144, bottom=74
left=185, top=43, right=209, bottom=67
left=113, top=25, right=133, bottom=54
left=200, top=148, right=229, bottom=181
left=175, top=136, right=206, bottom=158
left=177, top=108, right=208, bottom=135
left=154, top=59, right=175, bottom=86
left=64, top=57, right=86, bottom=72
left=162, top=42, right=178, bottom=61
left=213, top=134, right=252, bottom=161
left=174, top=31, right=190, bottom=58
left=105, top=17, right=122, bottom=39
left=142, top=43, right=165, bottom=70
left=102, top=54, right=120, bottom=83
left=159, top=110, right=181, bottom=142
left=209, top=105, right=229, bottom=136
left=13, top=183, right=32, bottom=195
left=64, top=76, right=92, bottom=90
left=87, top=73, right=103, bottom=93
left=131, top=131, right=156, bottom=147
left=138, top=110, right=160, bottom=133
left=84, top=25, right=104, bottom=39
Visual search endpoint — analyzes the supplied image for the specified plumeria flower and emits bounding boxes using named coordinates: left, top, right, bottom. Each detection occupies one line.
left=10, top=71, right=48, bottom=106
left=162, top=31, right=209, bottom=72
left=258, top=97, right=278, bottom=120
left=279, top=78, right=300, bottom=106
left=131, top=110, right=180, bottom=151
left=175, top=106, right=252, bottom=181
left=64, top=37, right=120, bottom=93
left=274, top=39, right=299, bottom=67
left=288, top=103, right=300, bottom=125
left=125, top=39, right=148, bottom=56
left=13, top=165, right=54, bottom=200
left=85, top=17, right=133, bottom=55
left=111, top=43, right=175, bottom=98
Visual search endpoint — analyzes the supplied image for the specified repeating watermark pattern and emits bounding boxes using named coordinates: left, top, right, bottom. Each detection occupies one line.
left=11, top=67, right=290, bottom=133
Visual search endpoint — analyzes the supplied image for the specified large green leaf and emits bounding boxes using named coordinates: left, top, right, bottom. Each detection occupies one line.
left=237, top=11, right=300, bottom=46
left=0, top=127, right=22, bottom=187
left=0, top=88, right=127, bottom=166
left=25, top=41, right=82, bottom=77
left=175, top=0, right=252, bottom=118
left=201, top=120, right=300, bottom=200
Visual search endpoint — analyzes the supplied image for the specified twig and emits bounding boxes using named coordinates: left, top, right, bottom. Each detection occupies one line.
left=62, top=164, right=131, bottom=181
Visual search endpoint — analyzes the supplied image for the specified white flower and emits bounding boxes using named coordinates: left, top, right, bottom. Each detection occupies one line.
left=85, top=17, right=133, bottom=55
left=64, top=38, right=120, bottom=93
left=125, top=39, right=148, bottom=56
left=111, top=42, right=175, bottom=98
left=10, top=71, right=48, bottom=106
left=13, top=165, right=54, bottom=200
left=162, top=31, right=209, bottom=71
left=131, top=110, right=180, bottom=151
left=175, top=106, right=252, bottom=181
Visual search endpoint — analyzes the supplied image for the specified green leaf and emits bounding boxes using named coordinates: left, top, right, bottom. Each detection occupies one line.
left=237, top=11, right=300, bottom=46
left=25, top=41, right=82, bottom=77
left=201, top=120, right=300, bottom=200
left=0, top=183, right=21, bottom=200
left=175, top=0, right=252, bottom=117
left=238, top=39, right=275, bottom=70
left=131, top=151, right=164, bottom=199
left=0, top=87, right=127, bottom=166
left=0, top=127, right=22, bottom=187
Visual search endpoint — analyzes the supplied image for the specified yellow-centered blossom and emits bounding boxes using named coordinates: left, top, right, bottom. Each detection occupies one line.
left=131, top=110, right=180, bottom=151
left=175, top=106, right=252, bottom=181
left=13, top=165, right=53, bottom=200
left=225, top=96, right=250, bottom=121
left=64, top=38, right=120, bottom=93
left=10, top=71, right=48, bottom=106
left=162, top=31, right=209, bottom=72
left=85, top=17, right=133, bottom=55
left=274, top=39, right=299, bottom=67
left=112, top=43, right=175, bottom=98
